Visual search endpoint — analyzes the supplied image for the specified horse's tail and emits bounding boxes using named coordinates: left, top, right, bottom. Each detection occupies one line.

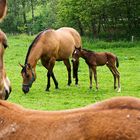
left=116, top=56, right=119, bottom=68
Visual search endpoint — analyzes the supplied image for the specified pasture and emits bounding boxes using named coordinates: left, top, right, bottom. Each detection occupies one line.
left=5, top=34, right=140, bottom=110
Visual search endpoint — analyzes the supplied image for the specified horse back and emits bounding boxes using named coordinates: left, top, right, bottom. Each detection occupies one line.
left=1, top=97, right=140, bottom=139
left=57, top=27, right=82, bottom=47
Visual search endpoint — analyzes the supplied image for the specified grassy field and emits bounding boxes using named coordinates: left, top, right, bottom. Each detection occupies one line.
left=4, top=34, right=140, bottom=110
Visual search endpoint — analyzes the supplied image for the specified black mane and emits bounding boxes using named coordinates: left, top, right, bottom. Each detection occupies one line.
left=82, top=48, right=95, bottom=53
left=24, top=31, right=44, bottom=64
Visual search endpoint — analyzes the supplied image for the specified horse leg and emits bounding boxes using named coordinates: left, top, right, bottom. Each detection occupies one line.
left=63, top=59, right=72, bottom=86
left=106, top=64, right=117, bottom=90
left=46, top=58, right=56, bottom=91
left=51, top=72, right=58, bottom=89
left=41, top=59, right=58, bottom=91
left=112, top=66, right=121, bottom=92
left=72, top=59, right=79, bottom=85
left=89, top=66, right=93, bottom=89
left=92, top=66, right=98, bottom=90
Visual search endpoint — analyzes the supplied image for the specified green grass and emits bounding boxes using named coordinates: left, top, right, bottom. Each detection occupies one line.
left=4, top=34, right=140, bottom=111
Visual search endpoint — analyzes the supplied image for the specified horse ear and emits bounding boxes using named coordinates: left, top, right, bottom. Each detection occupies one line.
left=79, top=46, right=82, bottom=51
left=19, top=63, right=24, bottom=68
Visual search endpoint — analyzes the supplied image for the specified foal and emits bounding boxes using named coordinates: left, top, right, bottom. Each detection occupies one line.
left=72, top=48, right=121, bottom=92
left=0, top=30, right=11, bottom=99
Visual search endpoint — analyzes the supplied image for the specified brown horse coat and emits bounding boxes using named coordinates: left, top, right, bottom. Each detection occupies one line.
left=21, top=27, right=82, bottom=93
left=0, top=30, right=11, bottom=99
left=72, top=48, right=121, bottom=92
left=0, top=0, right=7, bottom=21
left=0, top=96, right=140, bottom=140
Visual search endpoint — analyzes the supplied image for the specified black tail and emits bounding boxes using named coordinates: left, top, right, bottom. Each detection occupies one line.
left=116, top=56, right=119, bottom=68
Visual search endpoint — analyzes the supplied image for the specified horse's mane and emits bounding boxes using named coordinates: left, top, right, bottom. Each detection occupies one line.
left=82, top=48, right=95, bottom=53
left=24, top=30, right=45, bottom=64
left=24, top=28, right=53, bottom=64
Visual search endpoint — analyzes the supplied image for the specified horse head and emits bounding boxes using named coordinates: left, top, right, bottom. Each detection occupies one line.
left=0, top=30, right=11, bottom=100
left=20, top=63, right=36, bottom=94
left=72, top=47, right=81, bottom=63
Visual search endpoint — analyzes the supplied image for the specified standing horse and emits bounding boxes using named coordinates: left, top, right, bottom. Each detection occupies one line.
left=20, top=27, right=82, bottom=93
left=0, top=0, right=7, bottom=21
left=0, top=30, right=11, bottom=99
left=0, top=96, right=140, bottom=139
left=72, top=48, right=121, bottom=92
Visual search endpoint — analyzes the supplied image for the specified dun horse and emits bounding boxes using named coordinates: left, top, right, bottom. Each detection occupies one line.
left=0, top=30, right=11, bottom=99
left=0, top=0, right=7, bottom=21
left=20, top=27, right=82, bottom=93
left=72, top=48, right=121, bottom=92
left=0, top=96, right=140, bottom=139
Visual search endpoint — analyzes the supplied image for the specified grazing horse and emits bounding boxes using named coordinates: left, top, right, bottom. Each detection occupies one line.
left=0, top=30, right=11, bottom=99
left=72, top=48, right=121, bottom=92
left=0, top=0, right=7, bottom=21
left=20, top=27, right=82, bottom=93
left=0, top=96, right=140, bottom=139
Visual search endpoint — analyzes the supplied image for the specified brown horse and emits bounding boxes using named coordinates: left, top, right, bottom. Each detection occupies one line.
left=0, top=96, right=140, bottom=139
left=20, top=27, right=82, bottom=93
left=72, top=48, right=121, bottom=92
left=0, top=30, right=11, bottom=99
left=0, top=0, right=7, bottom=21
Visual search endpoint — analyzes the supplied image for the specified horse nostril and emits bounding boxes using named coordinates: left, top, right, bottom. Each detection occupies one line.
left=72, top=58, right=76, bottom=62
left=22, top=86, right=29, bottom=94
left=5, top=89, right=9, bottom=100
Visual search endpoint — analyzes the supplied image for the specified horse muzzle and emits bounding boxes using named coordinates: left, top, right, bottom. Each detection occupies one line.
left=22, top=85, right=30, bottom=94
left=72, top=58, right=77, bottom=62
left=5, top=87, right=12, bottom=100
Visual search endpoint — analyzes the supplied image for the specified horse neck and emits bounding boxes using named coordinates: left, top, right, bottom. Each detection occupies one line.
left=26, top=46, right=42, bottom=69
left=0, top=46, right=4, bottom=92
left=0, top=45, right=4, bottom=69
left=80, top=49, right=89, bottom=60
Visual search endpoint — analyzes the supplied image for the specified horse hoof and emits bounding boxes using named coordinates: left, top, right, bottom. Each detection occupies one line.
left=89, top=87, right=92, bottom=90
left=117, top=88, right=121, bottom=93
left=75, top=82, right=78, bottom=86
left=45, top=89, right=50, bottom=92
left=95, top=88, right=98, bottom=92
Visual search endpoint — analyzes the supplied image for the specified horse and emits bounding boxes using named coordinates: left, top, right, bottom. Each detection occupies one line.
left=0, top=30, right=11, bottom=100
left=20, top=27, right=82, bottom=93
left=0, top=96, right=140, bottom=140
left=0, top=0, right=7, bottom=21
left=72, top=48, right=121, bottom=92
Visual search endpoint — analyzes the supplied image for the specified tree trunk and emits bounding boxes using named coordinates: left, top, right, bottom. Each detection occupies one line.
left=31, top=0, right=35, bottom=23
left=22, top=0, right=28, bottom=33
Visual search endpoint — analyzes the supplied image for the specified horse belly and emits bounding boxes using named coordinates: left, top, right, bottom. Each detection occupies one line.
left=95, top=53, right=107, bottom=66
left=57, top=35, right=75, bottom=59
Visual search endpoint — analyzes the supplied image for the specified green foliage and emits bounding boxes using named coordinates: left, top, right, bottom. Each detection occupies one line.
left=0, top=0, right=139, bottom=40
left=5, top=35, right=140, bottom=110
